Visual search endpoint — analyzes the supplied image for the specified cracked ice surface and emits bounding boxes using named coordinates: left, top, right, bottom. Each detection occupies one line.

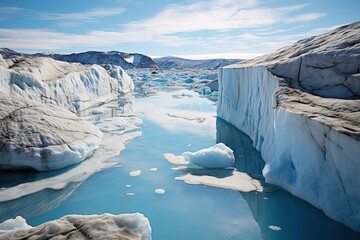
left=217, top=22, right=360, bottom=230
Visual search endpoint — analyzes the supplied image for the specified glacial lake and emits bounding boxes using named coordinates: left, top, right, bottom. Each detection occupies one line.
left=0, top=85, right=359, bottom=239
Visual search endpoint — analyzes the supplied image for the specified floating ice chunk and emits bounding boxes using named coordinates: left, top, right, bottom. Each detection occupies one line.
left=268, top=225, right=282, bottom=231
left=198, top=86, right=212, bottom=95
left=163, top=153, right=189, bottom=165
left=126, top=185, right=132, bottom=188
left=150, top=168, right=158, bottom=172
left=182, top=143, right=235, bottom=169
left=166, top=113, right=206, bottom=123
left=155, top=189, right=165, bottom=195
left=129, top=170, right=142, bottom=177
left=0, top=216, right=31, bottom=231
left=125, top=192, right=135, bottom=196
left=175, top=170, right=263, bottom=192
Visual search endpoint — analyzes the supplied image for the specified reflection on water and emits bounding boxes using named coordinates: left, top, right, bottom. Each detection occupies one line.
left=216, top=118, right=264, bottom=178
left=0, top=182, right=80, bottom=223
left=216, top=117, right=360, bottom=239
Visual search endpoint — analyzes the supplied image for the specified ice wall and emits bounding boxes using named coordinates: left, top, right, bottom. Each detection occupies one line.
left=217, top=65, right=360, bottom=231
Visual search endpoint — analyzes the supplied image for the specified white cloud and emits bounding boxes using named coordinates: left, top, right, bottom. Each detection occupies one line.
left=0, top=0, right=329, bottom=57
left=0, top=7, right=24, bottom=14
left=41, top=7, right=125, bottom=21
left=38, top=7, right=125, bottom=27
left=285, top=12, right=327, bottom=24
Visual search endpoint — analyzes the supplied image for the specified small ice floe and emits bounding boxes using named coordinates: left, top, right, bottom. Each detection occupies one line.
left=155, top=189, right=166, bottom=195
left=166, top=113, right=206, bottom=123
left=268, top=225, right=282, bottom=231
left=175, top=170, right=263, bottom=192
left=125, top=185, right=132, bottom=188
left=150, top=168, right=158, bottom=172
left=124, top=192, right=135, bottom=196
left=0, top=216, right=31, bottom=231
left=129, top=170, right=142, bottom=177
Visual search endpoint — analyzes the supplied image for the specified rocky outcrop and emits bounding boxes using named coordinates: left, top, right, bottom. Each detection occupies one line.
left=0, top=213, right=151, bottom=240
left=239, top=22, right=360, bottom=99
left=217, top=22, right=360, bottom=230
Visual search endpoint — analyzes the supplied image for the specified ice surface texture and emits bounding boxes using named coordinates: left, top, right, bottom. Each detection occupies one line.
left=0, top=94, right=101, bottom=171
left=0, top=213, right=151, bottom=240
left=217, top=22, right=360, bottom=231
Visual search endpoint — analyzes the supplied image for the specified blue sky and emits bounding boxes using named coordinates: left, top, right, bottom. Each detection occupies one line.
left=0, top=0, right=359, bottom=59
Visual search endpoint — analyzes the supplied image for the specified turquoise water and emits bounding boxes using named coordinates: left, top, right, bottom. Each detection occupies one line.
left=1, top=88, right=359, bottom=239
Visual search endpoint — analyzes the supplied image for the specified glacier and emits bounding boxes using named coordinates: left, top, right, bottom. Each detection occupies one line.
left=217, top=22, right=360, bottom=230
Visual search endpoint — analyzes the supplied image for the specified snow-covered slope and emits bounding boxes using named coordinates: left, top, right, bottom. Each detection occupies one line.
left=0, top=55, right=133, bottom=112
left=46, top=51, right=158, bottom=69
left=154, top=56, right=241, bottom=69
left=0, top=94, right=102, bottom=171
left=0, top=213, right=151, bottom=240
left=217, top=21, right=360, bottom=231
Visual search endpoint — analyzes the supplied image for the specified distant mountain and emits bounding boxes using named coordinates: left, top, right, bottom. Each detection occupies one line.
left=0, top=49, right=242, bottom=70
left=0, top=48, right=24, bottom=58
left=40, top=51, right=158, bottom=69
left=0, top=49, right=158, bottom=69
left=154, top=56, right=242, bottom=69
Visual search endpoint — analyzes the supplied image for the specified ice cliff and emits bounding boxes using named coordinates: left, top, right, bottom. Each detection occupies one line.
left=217, top=21, right=360, bottom=230
left=0, top=213, right=151, bottom=240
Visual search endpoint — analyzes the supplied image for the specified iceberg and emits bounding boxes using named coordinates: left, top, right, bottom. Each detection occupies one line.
left=0, top=94, right=101, bottom=171
left=0, top=55, right=133, bottom=113
left=217, top=22, right=360, bottom=230
left=0, top=213, right=151, bottom=240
